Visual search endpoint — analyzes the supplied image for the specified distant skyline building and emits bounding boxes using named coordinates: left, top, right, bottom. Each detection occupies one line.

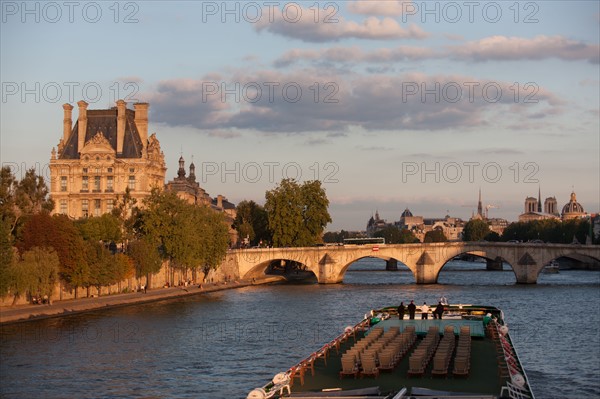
left=518, top=189, right=585, bottom=222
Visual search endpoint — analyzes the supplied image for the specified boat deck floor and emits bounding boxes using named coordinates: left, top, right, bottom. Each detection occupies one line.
left=290, top=320, right=503, bottom=397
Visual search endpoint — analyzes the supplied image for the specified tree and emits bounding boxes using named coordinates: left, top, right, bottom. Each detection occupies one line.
left=264, top=179, right=331, bottom=247
left=0, top=166, right=53, bottom=236
left=75, top=213, right=122, bottom=243
left=424, top=229, right=448, bottom=243
left=127, top=238, right=163, bottom=281
left=373, top=226, right=420, bottom=244
left=233, top=200, right=270, bottom=246
left=18, top=213, right=89, bottom=294
left=398, top=228, right=421, bottom=244
left=0, top=218, right=14, bottom=297
left=135, top=189, right=230, bottom=282
left=462, top=219, right=490, bottom=241
left=9, top=247, right=59, bottom=304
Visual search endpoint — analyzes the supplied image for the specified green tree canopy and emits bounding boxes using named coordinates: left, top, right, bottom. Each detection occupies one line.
left=75, top=213, right=122, bottom=243
left=462, top=219, right=490, bottom=241
left=265, top=179, right=332, bottom=247
left=501, top=218, right=593, bottom=244
left=135, top=190, right=229, bottom=279
left=1, top=166, right=54, bottom=236
left=424, top=229, right=448, bottom=243
left=373, top=226, right=420, bottom=244
left=0, top=218, right=14, bottom=297
left=233, top=200, right=271, bottom=246
left=127, top=238, right=163, bottom=278
left=18, top=213, right=89, bottom=288
left=10, top=246, right=59, bottom=304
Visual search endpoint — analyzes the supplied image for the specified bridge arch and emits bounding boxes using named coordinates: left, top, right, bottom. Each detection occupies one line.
left=339, top=255, right=415, bottom=282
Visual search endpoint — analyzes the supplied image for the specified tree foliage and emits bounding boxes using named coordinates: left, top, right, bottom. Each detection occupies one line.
left=501, top=218, right=593, bottom=244
left=424, top=229, right=448, bottom=243
left=0, top=166, right=54, bottom=236
left=127, top=238, right=163, bottom=278
left=233, top=200, right=270, bottom=246
left=135, top=190, right=229, bottom=278
left=10, top=247, right=59, bottom=303
left=462, top=219, right=490, bottom=241
left=75, top=213, right=122, bottom=243
left=373, top=226, right=420, bottom=244
left=0, top=218, right=14, bottom=297
left=264, top=179, right=331, bottom=247
left=18, top=213, right=89, bottom=288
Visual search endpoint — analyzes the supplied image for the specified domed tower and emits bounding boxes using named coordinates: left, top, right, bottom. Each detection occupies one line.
left=561, top=191, right=585, bottom=220
left=188, top=160, right=196, bottom=183
left=177, top=156, right=186, bottom=179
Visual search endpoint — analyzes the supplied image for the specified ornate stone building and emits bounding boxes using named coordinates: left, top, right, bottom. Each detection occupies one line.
left=49, top=100, right=166, bottom=218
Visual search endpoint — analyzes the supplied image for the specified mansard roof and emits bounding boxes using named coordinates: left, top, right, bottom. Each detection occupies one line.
left=60, top=108, right=143, bottom=159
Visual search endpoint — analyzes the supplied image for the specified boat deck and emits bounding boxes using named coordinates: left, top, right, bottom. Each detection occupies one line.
left=290, top=319, right=503, bottom=397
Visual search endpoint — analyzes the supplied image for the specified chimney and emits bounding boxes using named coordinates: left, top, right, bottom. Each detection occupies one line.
left=116, top=99, right=127, bottom=154
left=63, top=103, right=73, bottom=143
left=77, top=100, right=88, bottom=154
left=134, top=103, right=149, bottom=152
left=217, top=195, right=223, bottom=209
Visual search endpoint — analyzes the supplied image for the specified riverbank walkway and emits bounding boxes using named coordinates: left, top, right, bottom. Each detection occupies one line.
left=0, top=276, right=284, bottom=324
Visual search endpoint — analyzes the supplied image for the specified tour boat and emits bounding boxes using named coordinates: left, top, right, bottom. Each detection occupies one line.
left=247, top=304, right=534, bottom=399
left=542, top=260, right=560, bottom=274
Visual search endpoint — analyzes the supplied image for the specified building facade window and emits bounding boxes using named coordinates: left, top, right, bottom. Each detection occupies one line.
left=106, top=199, right=114, bottom=213
left=128, top=175, right=135, bottom=190
left=94, top=175, right=101, bottom=192
left=82, top=199, right=89, bottom=217
left=106, top=176, right=113, bottom=192
left=60, top=199, right=67, bottom=214
left=94, top=199, right=101, bottom=216
left=82, top=176, right=89, bottom=191
left=60, top=176, right=67, bottom=192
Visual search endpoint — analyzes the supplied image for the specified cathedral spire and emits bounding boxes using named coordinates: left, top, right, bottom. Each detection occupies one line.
left=537, top=186, right=542, bottom=212
left=477, top=188, right=483, bottom=217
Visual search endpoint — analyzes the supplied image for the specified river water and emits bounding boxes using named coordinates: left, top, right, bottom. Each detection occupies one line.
left=1, top=259, right=599, bottom=399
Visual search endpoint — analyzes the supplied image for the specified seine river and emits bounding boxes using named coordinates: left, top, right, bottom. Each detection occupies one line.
left=1, top=259, right=599, bottom=399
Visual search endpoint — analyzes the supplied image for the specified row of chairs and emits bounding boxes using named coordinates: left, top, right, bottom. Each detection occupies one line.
left=431, top=326, right=457, bottom=377
left=452, top=325, right=472, bottom=377
left=408, top=326, right=441, bottom=376
left=340, top=326, right=417, bottom=378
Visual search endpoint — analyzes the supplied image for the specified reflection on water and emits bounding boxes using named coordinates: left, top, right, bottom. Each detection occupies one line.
left=1, top=259, right=599, bottom=399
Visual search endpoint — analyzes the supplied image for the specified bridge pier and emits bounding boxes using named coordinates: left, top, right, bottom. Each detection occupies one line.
left=386, top=259, right=398, bottom=271
left=486, top=257, right=503, bottom=271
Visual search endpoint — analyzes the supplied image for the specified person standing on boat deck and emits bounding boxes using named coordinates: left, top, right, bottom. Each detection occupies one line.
left=421, top=302, right=429, bottom=319
left=408, top=300, right=416, bottom=319
left=398, top=302, right=405, bottom=320
left=434, top=302, right=444, bottom=319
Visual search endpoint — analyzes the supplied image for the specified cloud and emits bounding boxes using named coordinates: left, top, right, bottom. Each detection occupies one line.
left=255, top=4, right=428, bottom=42
left=347, top=1, right=413, bottom=16
left=274, top=46, right=436, bottom=68
left=274, top=35, right=599, bottom=67
left=449, top=35, right=600, bottom=64
left=143, top=70, right=562, bottom=135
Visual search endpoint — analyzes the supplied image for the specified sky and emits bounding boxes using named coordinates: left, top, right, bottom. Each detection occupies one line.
left=1, top=0, right=599, bottom=231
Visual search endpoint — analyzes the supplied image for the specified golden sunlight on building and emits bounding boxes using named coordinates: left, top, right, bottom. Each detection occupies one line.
left=49, top=100, right=166, bottom=218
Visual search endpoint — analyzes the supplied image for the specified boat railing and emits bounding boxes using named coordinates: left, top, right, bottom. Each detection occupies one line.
left=490, top=320, right=535, bottom=399
left=247, top=317, right=370, bottom=399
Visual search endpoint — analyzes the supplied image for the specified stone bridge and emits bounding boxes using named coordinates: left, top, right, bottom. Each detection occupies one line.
left=229, top=242, right=600, bottom=284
